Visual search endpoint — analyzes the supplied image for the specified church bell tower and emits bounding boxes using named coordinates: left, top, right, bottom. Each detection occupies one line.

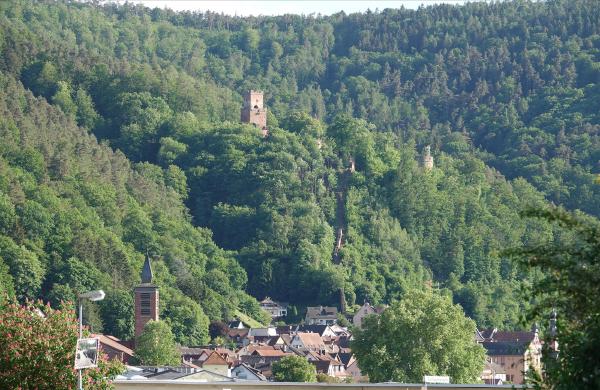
left=134, top=256, right=159, bottom=339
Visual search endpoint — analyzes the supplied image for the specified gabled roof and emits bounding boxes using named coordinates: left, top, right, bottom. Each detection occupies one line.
left=328, top=324, right=351, bottom=336
left=248, top=327, right=277, bottom=337
left=181, top=360, right=201, bottom=369
left=178, top=369, right=233, bottom=381
left=251, top=349, right=289, bottom=357
left=228, top=319, right=250, bottom=329
left=335, top=335, right=352, bottom=349
left=478, top=328, right=537, bottom=343
left=267, top=336, right=285, bottom=346
left=337, top=352, right=354, bottom=367
left=311, top=358, right=343, bottom=373
left=260, top=297, right=288, bottom=308
left=233, top=363, right=268, bottom=381
left=215, top=347, right=237, bottom=358
left=295, top=325, right=333, bottom=336
left=491, top=331, right=536, bottom=343
left=202, top=351, right=230, bottom=366
left=306, top=306, right=338, bottom=319
left=294, top=332, right=325, bottom=348
left=482, top=341, right=530, bottom=356
left=279, top=334, right=293, bottom=346
left=275, top=325, right=294, bottom=334
left=228, top=328, right=249, bottom=338
left=145, top=369, right=187, bottom=380
left=180, top=347, right=209, bottom=356
left=94, top=334, right=134, bottom=357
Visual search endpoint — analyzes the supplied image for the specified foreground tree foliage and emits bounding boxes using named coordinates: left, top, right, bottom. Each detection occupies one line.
left=272, top=355, right=317, bottom=382
left=511, top=208, right=600, bottom=390
left=134, top=320, right=181, bottom=366
left=0, top=299, right=123, bottom=389
left=352, top=289, right=485, bottom=383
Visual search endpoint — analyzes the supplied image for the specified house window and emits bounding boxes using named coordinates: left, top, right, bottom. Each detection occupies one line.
left=140, top=293, right=151, bottom=316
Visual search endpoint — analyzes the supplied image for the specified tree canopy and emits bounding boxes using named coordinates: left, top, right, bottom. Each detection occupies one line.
left=272, top=355, right=317, bottom=382
left=351, top=289, right=486, bottom=383
left=510, top=208, right=600, bottom=389
left=134, top=320, right=180, bottom=366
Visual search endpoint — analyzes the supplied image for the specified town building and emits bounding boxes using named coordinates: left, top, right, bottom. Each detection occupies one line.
left=200, top=350, right=231, bottom=377
left=231, top=363, right=267, bottom=381
left=477, top=328, right=542, bottom=384
left=94, top=334, right=134, bottom=364
left=352, top=301, right=386, bottom=328
left=290, top=332, right=327, bottom=352
left=259, top=297, right=288, bottom=319
left=294, top=324, right=336, bottom=338
left=228, top=319, right=249, bottom=329
left=305, top=306, right=338, bottom=325
left=481, top=360, right=507, bottom=385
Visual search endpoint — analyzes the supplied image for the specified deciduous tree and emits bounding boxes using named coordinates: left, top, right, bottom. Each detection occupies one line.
left=352, top=289, right=485, bottom=383
left=272, top=355, right=317, bottom=382
left=134, top=320, right=180, bottom=366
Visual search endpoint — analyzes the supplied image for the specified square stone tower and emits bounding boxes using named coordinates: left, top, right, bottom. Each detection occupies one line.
left=241, top=90, right=268, bottom=135
left=422, top=145, right=434, bottom=170
left=134, top=256, right=159, bottom=339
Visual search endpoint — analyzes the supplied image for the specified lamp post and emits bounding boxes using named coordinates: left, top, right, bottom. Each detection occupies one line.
left=77, top=290, right=105, bottom=390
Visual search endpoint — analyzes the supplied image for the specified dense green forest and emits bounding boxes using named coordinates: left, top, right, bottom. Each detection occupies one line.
left=0, top=0, right=598, bottom=335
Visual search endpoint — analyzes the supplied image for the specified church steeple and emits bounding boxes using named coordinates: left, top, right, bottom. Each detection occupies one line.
left=141, top=255, right=153, bottom=284
left=134, top=256, right=159, bottom=340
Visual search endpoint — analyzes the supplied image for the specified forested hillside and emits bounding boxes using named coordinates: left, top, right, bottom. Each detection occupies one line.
left=1, top=0, right=598, bottom=331
left=0, top=75, right=267, bottom=343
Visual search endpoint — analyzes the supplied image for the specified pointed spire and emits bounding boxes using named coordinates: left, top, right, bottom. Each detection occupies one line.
left=141, top=255, right=153, bottom=284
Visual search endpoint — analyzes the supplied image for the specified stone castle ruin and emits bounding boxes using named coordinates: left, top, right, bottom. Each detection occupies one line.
left=241, top=90, right=268, bottom=137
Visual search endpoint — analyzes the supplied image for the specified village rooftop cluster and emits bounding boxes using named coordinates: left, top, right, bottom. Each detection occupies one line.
left=93, top=256, right=542, bottom=384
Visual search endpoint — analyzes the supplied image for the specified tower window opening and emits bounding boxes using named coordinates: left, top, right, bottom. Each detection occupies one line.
left=254, top=105, right=259, bottom=109
left=140, top=292, right=151, bottom=316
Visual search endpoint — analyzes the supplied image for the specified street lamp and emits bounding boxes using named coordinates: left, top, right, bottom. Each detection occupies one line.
left=77, top=290, right=105, bottom=390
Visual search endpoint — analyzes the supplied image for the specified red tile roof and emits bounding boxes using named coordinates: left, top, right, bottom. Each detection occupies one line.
left=252, top=349, right=290, bottom=357
left=202, top=351, right=230, bottom=366
left=93, top=334, right=134, bottom=357
left=295, top=332, right=325, bottom=348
